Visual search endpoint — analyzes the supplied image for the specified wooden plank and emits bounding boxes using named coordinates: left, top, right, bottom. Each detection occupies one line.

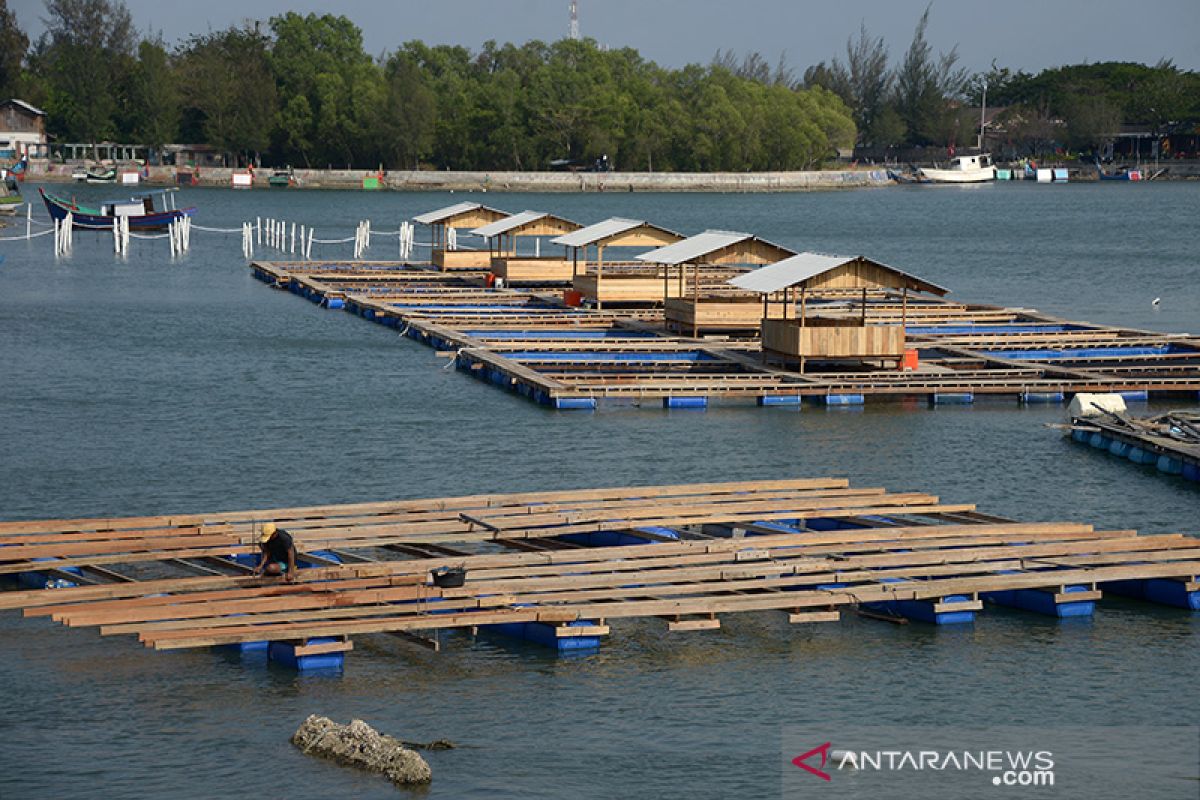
left=932, top=599, right=983, bottom=613
left=292, top=639, right=354, bottom=656
left=787, top=610, right=841, bottom=624
left=666, top=618, right=720, bottom=632
left=555, top=624, right=609, bottom=637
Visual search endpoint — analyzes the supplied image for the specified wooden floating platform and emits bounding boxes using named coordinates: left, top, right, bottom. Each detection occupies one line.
left=1069, top=410, right=1200, bottom=483
left=249, top=260, right=1200, bottom=409
left=2, top=479, right=1197, bottom=659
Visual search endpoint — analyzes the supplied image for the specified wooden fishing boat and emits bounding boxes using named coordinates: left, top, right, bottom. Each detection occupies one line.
left=85, top=166, right=117, bottom=184
left=268, top=168, right=297, bottom=188
left=1094, top=160, right=1143, bottom=181
left=918, top=154, right=996, bottom=183
left=40, top=188, right=195, bottom=231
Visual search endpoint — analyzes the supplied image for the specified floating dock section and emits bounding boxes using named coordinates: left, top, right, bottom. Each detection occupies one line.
left=2, top=478, right=1197, bottom=668
left=249, top=260, right=1200, bottom=410
left=1069, top=410, right=1200, bottom=484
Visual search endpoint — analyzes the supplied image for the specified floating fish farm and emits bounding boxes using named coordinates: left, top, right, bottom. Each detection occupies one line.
left=249, top=259, right=1200, bottom=410
left=2, top=478, right=1197, bottom=671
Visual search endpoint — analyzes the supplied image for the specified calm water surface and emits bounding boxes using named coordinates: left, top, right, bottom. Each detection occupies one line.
left=1, top=181, right=1197, bottom=798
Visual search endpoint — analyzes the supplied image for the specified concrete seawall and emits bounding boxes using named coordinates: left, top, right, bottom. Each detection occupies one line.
left=27, top=163, right=895, bottom=192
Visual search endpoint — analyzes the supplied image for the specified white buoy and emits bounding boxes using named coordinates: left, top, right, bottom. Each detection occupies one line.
left=290, top=222, right=296, bottom=254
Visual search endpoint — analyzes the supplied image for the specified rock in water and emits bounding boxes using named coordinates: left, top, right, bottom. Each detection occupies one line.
left=292, top=715, right=433, bottom=786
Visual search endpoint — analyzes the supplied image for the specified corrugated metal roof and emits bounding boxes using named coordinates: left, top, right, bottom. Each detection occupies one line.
left=471, top=210, right=549, bottom=238
left=551, top=218, right=646, bottom=248
left=728, top=252, right=949, bottom=295
left=413, top=202, right=492, bottom=225
left=6, top=99, right=46, bottom=117
left=635, top=230, right=752, bottom=265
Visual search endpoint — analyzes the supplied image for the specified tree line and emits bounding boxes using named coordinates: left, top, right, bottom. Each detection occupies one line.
left=0, top=0, right=853, bottom=170
left=0, top=0, right=1196, bottom=168
left=800, top=7, right=1199, bottom=158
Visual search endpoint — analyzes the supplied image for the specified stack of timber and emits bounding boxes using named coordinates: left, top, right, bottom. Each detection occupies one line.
left=2, top=479, right=1198, bottom=661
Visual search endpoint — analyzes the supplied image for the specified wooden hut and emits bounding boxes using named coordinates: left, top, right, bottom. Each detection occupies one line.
left=472, top=211, right=582, bottom=285
left=414, top=202, right=509, bottom=270
left=728, top=253, right=948, bottom=372
left=635, top=230, right=796, bottom=336
left=551, top=218, right=684, bottom=308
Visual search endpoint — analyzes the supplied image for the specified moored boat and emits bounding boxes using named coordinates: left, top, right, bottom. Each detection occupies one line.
left=85, top=166, right=117, bottom=184
left=1094, top=160, right=1143, bottom=181
left=918, top=154, right=996, bottom=183
left=268, top=167, right=298, bottom=188
left=40, top=187, right=196, bottom=231
left=0, top=172, right=21, bottom=214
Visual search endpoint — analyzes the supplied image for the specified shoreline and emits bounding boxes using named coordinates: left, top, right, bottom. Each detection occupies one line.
left=20, top=162, right=1199, bottom=193
left=27, top=164, right=895, bottom=192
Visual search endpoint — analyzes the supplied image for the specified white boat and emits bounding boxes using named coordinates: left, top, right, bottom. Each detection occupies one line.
left=919, top=154, right=996, bottom=183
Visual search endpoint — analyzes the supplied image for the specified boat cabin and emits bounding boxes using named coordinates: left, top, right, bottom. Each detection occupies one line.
left=952, top=154, right=992, bottom=170
left=100, top=189, right=176, bottom=217
left=728, top=253, right=948, bottom=372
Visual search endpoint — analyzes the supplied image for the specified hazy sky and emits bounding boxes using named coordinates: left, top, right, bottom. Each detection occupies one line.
left=10, top=0, right=1200, bottom=74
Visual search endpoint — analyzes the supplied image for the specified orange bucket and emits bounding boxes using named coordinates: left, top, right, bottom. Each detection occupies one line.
left=563, top=290, right=583, bottom=307
left=901, top=349, right=919, bottom=371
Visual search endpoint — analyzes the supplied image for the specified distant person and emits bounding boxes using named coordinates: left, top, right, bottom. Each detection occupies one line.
left=254, top=522, right=297, bottom=582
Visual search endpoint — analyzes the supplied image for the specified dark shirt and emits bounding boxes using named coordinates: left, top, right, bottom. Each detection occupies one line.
left=262, top=529, right=295, bottom=563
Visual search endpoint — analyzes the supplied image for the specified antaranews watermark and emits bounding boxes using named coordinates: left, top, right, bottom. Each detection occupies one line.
left=782, top=726, right=1198, bottom=799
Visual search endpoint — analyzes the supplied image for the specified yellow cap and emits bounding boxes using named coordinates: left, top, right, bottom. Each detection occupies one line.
left=259, top=522, right=277, bottom=542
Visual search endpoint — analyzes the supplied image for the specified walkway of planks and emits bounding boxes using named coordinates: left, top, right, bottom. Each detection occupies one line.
left=250, top=260, right=1200, bottom=409
left=2, top=479, right=1197, bottom=655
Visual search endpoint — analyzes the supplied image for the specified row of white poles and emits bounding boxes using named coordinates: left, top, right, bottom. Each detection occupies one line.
left=112, top=216, right=130, bottom=255
left=353, top=220, right=371, bottom=259
left=53, top=213, right=74, bottom=256
left=42, top=214, right=424, bottom=261
left=167, top=217, right=192, bottom=257
left=247, top=217, right=315, bottom=260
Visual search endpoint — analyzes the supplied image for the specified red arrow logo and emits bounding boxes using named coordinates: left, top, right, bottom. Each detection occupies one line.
left=792, top=742, right=832, bottom=781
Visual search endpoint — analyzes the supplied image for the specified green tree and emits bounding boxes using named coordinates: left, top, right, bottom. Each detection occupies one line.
left=178, top=26, right=277, bottom=161
left=0, top=0, right=28, bottom=100
left=893, top=5, right=967, bottom=146
left=269, top=12, right=376, bottom=167
left=33, top=0, right=135, bottom=142
left=125, top=37, right=179, bottom=147
left=370, top=54, right=436, bottom=169
left=825, top=23, right=891, bottom=146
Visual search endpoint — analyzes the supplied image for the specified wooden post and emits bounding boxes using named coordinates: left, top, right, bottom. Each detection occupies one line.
left=761, top=293, right=769, bottom=363
left=800, top=287, right=807, bottom=374
left=596, top=244, right=604, bottom=311
left=692, top=260, right=700, bottom=338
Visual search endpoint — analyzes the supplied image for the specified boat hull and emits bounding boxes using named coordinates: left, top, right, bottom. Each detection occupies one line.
left=917, top=166, right=996, bottom=183
left=40, top=189, right=195, bottom=231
